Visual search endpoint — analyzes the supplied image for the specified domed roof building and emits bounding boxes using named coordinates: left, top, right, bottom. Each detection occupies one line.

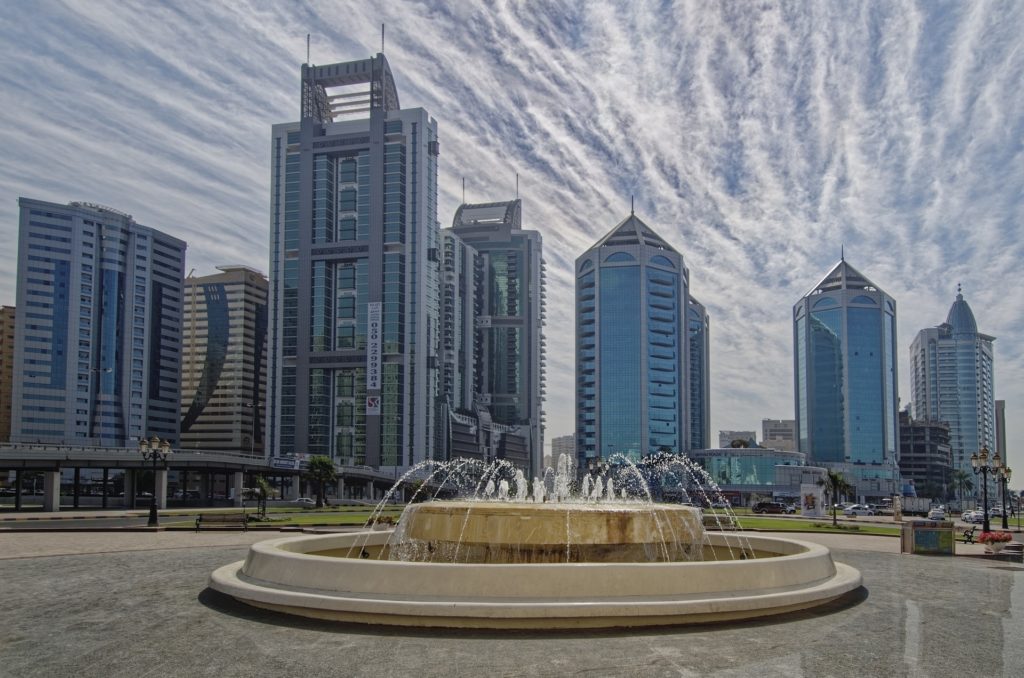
left=909, top=286, right=996, bottom=482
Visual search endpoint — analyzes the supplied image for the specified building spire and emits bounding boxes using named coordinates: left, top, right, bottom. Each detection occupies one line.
left=630, top=195, right=634, bottom=216
left=462, top=177, right=465, bottom=204
left=841, top=243, right=844, bottom=262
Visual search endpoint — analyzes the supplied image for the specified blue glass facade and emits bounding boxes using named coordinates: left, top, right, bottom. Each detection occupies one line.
left=13, top=198, right=185, bottom=447
left=576, top=214, right=694, bottom=467
left=793, top=260, right=898, bottom=469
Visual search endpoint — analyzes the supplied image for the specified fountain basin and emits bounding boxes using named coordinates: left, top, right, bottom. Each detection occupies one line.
left=210, top=530, right=862, bottom=628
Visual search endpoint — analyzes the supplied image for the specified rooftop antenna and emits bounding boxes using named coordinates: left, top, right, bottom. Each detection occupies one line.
left=462, top=177, right=465, bottom=204
left=841, top=243, right=845, bottom=262
left=381, top=23, right=385, bottom=53
left=306, top=34, right=310, bottom=65
left=631, top=195, right=634, bottom=216
left=957, top=281, right=962, bottom=296
left=516, top=172, right=519, bottom=199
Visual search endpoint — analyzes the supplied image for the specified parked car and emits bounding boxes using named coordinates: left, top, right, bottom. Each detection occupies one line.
left=961, top=510, right=985, bottom=524
left=710, top=500, right=731, bottom=509
left=842, top=504, right=876, bottom=516
left=752, top=501, right=794, bottom=515
left=927, top=506, right=946, bottom=521
left=292, top=497, right=316, bottom=507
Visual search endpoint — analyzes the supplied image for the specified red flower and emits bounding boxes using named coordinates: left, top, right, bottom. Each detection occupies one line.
left=977, top=531, right=1013, bottom=544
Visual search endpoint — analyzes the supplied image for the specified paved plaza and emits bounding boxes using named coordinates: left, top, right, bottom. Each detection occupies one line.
left=0, top=529, right=1022, bottom=677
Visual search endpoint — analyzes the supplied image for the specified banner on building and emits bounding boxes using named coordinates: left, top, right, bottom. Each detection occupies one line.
left=367, top=302, right=381, bottom=392
left=366, top=395, right=381, bottom=416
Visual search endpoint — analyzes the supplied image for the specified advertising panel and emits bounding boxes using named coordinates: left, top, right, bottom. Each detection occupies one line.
left=366, top=301, right=381, bottom=392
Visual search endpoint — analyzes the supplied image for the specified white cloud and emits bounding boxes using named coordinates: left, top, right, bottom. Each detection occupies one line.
left=0, top=0, right=1022, bottom=471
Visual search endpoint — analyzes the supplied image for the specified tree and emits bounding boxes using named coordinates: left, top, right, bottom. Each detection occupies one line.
left=255, top=475, right=272, bottom=518
left=951, top=470, right=973, bottom=508
left=305, top=456, right=337, bottom=509
left=817, top=470, right=854, bottom=527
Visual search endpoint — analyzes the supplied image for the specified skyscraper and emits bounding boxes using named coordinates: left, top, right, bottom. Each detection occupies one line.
left=761, top=419, right=797, bottom=452
left=181, top=266, right=268, bottom=456
left=687, top=296, right=710, bottom=450
left=268, top=54, right=440, bottom=469
left=793, top=258, right=900, bottom=496
left=909, top=288, right=996, bottom=479
left=12, top=198, right=185, bottom=447
left=576, top=213, right=691, bottom=467
left=444, top=199, right=546, bottom=474
left=0, top=305, right=15, bottom=442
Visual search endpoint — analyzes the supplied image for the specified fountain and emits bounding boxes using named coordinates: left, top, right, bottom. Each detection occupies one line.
left=210, top=454, right=862, bottom=628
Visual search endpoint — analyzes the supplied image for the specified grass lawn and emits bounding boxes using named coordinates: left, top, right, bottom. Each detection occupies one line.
left=735, top=515, right=900, bottom=536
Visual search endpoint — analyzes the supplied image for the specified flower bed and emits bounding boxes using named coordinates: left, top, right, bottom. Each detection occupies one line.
left=977, top=531, right=1013, bottom=544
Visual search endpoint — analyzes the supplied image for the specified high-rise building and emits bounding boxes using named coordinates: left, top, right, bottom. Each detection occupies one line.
left=761, top=419, right=797, bottom=452
left=575, top=212, right=690, bottom=467
left=11, top=198, right=185, bottom=446
left=688, top=296, right=710, bottom=450
left=0, top=305, right=15, bottom=442
left=995, top=399, right=1006, bottom=461
left=268, top=54, right=440, bottom=469
left=181, top=266, right=268, bottom=456
left=793, top=258, right=900, bottom=497
left=897, top=409, right=952, bottom=499
left=448, top=199, right=546, bottom=474
left=718, top=430, right=757, bottom=448
left=909, top=288, right=996, bottom=480
left=550, top=434, right=575, bottom=465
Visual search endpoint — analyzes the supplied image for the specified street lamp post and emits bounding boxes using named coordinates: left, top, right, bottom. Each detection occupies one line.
left=999, top=466, right=1012, bottom=531
left=970, top=447, right=1002, bottom=533
left=139, top=435, right=172, bottom=527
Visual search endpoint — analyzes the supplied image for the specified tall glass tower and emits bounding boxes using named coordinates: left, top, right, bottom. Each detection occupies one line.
left=793, top=259, right=900, bottom=495
left=12, top=198, right=185, bottom=447
left=575, top=213, right=691, bottom=467
left=688, top=296, right=710, bottom=451
left=449, top=200, right=546, bottom=474
left=268, top=54, right=440, bottom=469
left=909, top=288, right=995, bottom=480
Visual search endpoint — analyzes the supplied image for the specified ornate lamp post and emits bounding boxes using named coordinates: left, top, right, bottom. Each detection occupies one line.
left=999, top=466, right=1012, bottom=531
left=139, top=435, right=172, bottom=527
left=970, top=447, right=1001, bottom=533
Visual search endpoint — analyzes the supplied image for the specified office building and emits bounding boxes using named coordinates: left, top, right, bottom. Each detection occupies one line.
left=995, top=399, right=1006, bottom=461
left=688, top=297, right=710, bottom=450
left=909, top=288, right=995, bottom=480
left=550, top=434, right=575, bottom=466
left=0, top=306, right=15, bottom=442
left=268, top=54, right=440, bottom=469
left=180, top=266, right=268, bottom=456
left=444, top=199, right=545, bottom=474
left=575, top=212, right=690, bottom=466
left=718, top=430, right=757, bottom=448
left=793, top=258, right=901, bottom=498
left=897, top=409, right=952, bottom=500
left=11, top=198, right=185, bottom=447
left=762, top=419, right=797, bottom=452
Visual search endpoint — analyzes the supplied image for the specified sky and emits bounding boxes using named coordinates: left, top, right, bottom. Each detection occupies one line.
left=0, top=1, right=1022, bottom=479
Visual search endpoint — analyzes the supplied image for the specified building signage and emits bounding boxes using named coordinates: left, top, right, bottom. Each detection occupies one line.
left=366, top=395, right=381, bottom=415
left=367, top=302, right=381, bottom=391
left=270, top=457, right=299, bottom=470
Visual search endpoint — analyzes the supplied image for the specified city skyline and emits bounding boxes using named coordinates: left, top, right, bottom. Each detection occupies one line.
left=0, top=2, right=1022, bottom=473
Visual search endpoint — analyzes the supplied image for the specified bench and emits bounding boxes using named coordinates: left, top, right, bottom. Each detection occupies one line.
left=962, top=526, right=976, bottom=544
left=195, top=512, right=248, bottom=532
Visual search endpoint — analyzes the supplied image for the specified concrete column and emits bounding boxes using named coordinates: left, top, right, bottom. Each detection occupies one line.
left=123, top=470, right=135, bottom=509
left=231, top=471, right=244, bottom=507
left=289, top=475, right=301, bottom=500
left=201, top=472, right=213, bottom=505
left=337, top=476, right=346, bottom=501
left=42, top=470, right=61, bottom=512
left=154, top=468, right=168, bottom=510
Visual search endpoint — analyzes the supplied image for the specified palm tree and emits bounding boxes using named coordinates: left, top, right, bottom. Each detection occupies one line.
left=817, top=470, right=854, bottom=527
left=951, top=470, right=973, bottom=508
left=305, top=455, right=338, bottom=509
